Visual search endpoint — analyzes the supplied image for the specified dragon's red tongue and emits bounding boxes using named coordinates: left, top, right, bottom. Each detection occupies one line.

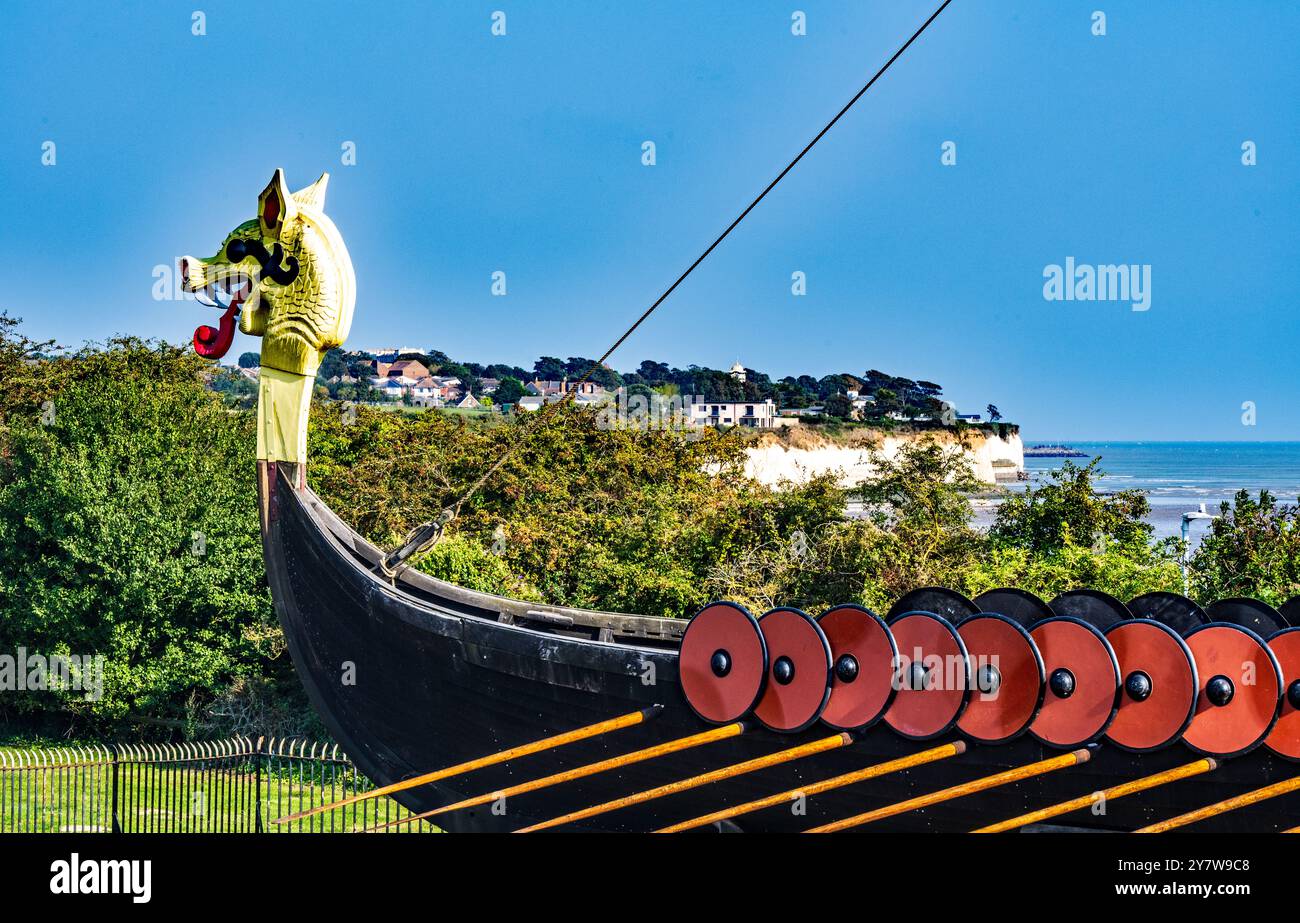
left=192, top=283, right=247, bottom=359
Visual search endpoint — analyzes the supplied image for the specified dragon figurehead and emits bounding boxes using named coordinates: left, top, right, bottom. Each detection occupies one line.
left=181, top=169, right=356, bottom=467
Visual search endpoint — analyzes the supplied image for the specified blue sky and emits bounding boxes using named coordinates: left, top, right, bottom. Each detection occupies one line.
left=1, top=1, right=1296, bottom=439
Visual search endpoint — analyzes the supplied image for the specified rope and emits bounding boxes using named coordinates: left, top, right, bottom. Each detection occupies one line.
left=380, top=0, right=954, bottom=575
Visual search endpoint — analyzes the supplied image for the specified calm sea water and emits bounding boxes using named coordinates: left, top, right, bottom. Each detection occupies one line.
left=1017, top=442, right=1300, bottom=539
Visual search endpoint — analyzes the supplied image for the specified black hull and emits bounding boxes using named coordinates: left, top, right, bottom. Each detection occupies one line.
left=262, top=466, right=1299, bottom=832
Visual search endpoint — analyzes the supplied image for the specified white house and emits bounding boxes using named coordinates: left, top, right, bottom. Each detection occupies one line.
left=689, top=399, right=777, bottom=428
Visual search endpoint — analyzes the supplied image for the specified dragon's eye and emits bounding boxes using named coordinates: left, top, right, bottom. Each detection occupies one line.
left=226, top=238, right=248, bottom=261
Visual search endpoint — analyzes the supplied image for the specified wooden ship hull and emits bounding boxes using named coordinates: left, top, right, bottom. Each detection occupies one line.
left=260, top=461, right=1299, bottom=833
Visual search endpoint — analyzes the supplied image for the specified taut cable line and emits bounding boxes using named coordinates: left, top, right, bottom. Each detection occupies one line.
left=380, top=0, right=954, bottom=575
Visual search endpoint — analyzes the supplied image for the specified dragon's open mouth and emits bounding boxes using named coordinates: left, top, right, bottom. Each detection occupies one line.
left=192, top=272, right=254, bottom=310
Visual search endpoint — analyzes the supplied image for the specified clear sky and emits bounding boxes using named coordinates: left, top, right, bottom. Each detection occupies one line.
left=1, top=1, right=1296, bottom=439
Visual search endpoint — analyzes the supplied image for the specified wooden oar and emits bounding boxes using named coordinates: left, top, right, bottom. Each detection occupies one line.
left=971, top=758, right=1218, bottom=833
left=1135, top=774, right=1300, bottom=833
left=364, top=720, right=746, bottom=832
left=656, top=741, right=966, bottom=833
left=514, top=731, right=856, bottom=833
left=272, top=705, right=661, bottom=825
left=805, top=748, right=1092, bottom=833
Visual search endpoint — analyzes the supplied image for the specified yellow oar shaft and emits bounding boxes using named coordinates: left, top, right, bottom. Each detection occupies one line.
left=515, top=731, right=855, bottom=833
left=273, top=705, right=661, bottom=825
left=366, top=721, right=745, bottom=831
left=806, top=748, right=1092, bottom=833
left=656, top=741, right=966, bottom=833
left=1135, top=774, right=1300, bottom=833
left=972, top=758, right=1218, bottom=834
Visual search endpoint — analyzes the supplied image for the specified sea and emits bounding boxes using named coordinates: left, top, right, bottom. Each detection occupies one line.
left=982, top=442, right=1300, bottom=541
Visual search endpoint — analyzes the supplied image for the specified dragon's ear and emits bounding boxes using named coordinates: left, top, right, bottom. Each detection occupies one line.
left=292, top=173, right=329, bottom=211
left=258, top=169, right=298, bottom=239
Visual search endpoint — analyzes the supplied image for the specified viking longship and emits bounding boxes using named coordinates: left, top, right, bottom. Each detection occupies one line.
left=177, top=7, right=1300, bottom=834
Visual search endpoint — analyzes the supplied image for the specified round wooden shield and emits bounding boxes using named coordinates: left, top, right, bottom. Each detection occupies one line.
left=1104, top=620, right=1198, bottom=752
left=752, top=608, right=833, bottom=734
left=883, top=611, right=970, bottom=740
left=1264, top=627, right=1300, bottom=761
left=817, top=605, right=897, bottom=731
left=1183, top=623, right=1282, bottom=758
left=1279, top=597, right=1300, bottom=628
left=1029, top=617, right=1121, bottom=748
left=1127, top=592, right=1208, bottom=636
left=956, top=613, right=1045, bottom=744
left=1050, top=589, right=1132, bottom=630
left=1205, top=598, right=1287, bottom=638
left=974, top=587, right=1054, bottom=629
left=679, top=602, right=767, bottom=725
left=888, top=587, right=979, bottom=624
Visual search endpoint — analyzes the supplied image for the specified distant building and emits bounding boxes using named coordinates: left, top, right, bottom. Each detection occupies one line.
left=526, top=378, right=603, bottom=399
left=455, top=393, right=482, bottom=410
left=729, top=361, right=746, bottom=383
left=479, top=378, right=500, bottom=394
left=957, top=413, right=982, bottom=423
left=387, top=359, right=430, bottom=381
left=690, top=399, right=777, bottom=428
left=527, top=379, right=565, bottom=397
left=516, top=395, right=545, bottom=412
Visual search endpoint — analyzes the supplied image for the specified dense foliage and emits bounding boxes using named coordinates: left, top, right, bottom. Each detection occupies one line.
left=0, top=319, right=1294, bottom=738
left=0, top=324, right=296, bottom=737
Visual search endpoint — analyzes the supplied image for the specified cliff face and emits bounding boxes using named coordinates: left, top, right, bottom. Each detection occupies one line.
left=741, top=428, right=1025, bottom=488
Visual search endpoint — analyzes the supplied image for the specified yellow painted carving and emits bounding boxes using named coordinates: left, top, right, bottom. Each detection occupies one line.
left=181, top=169, right=355, bottom=464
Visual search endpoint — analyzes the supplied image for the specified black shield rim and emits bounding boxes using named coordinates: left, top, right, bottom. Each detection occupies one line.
left=974, top=587, right=1055, bottom=629
left=1050, top=589, right=1133, bottom=630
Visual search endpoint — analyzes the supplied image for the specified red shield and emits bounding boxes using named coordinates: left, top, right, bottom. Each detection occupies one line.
left=818, top=605, right=897, bottom=731
left=1264, top=628, right=1300, bottom=761
left=1104, top=620, right=1198, bottom=752
left=956, top=614, right=1045, bottom=744
left=883, top=612, right=970, bottom=740
left=1183, top=623, right=1282, bottom=758
left=1029, top=617, right=1120, bottom=748
left=679, top=602, right=767, bottom=725
left=752, top=608, right=833, bottom=733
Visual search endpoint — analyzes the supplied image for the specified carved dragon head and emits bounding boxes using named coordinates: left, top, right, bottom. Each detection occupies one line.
left=180, top=169, right=355, bottom=377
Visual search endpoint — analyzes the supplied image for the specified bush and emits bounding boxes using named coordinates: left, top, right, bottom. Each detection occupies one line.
left=1187, top=490, right=1300, bottom=607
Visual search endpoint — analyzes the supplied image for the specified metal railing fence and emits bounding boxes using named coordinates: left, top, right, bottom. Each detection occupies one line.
left=0, top=736, right=434, bottom=833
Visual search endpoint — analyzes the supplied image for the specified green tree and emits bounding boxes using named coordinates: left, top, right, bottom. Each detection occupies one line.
left=823, top=393, right=853, bottom=420
left=1188, top=490, right=1300, bottom=606
left=989, top=460, right=1152, bottom=553
left=0, top=337, right=281, bottom=732
left=493, top=376, right=527, bottom=405
left=237, top=351, right=260, bottom=369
